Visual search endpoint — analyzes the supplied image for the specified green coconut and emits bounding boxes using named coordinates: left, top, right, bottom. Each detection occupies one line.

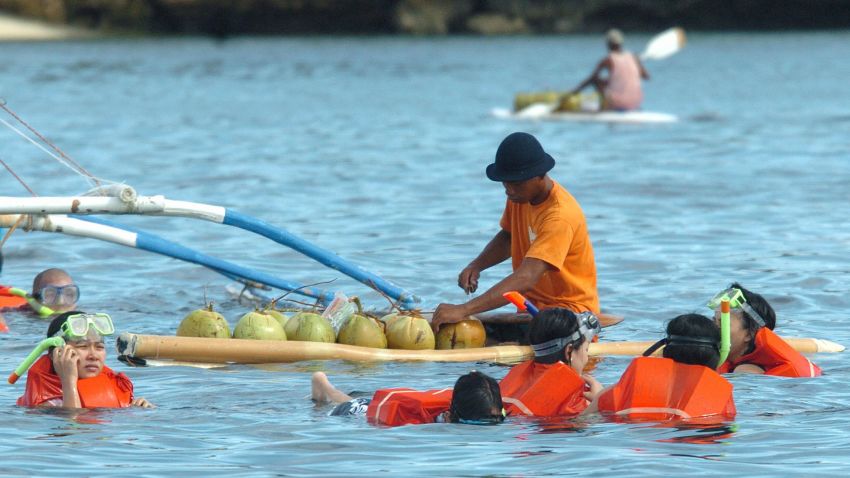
left=267, top=309, right=290, bottom=332
left=337, top=314, right=387, bottom=349
left=286, top=311, right=335, bottom=343
left=385, top=313, right=435, bottom=350
left=176, top=303, right=230, bottom=338
left=232, top=310, right=287, bottom=340
left=436, top=319, right=486, bottom=350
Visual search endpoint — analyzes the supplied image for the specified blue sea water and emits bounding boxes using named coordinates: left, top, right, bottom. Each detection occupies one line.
left=1, top=32, right=850, bottom=476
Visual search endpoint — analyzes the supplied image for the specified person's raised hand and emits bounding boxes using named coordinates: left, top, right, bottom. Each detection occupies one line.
left=52, top=346, right=79, bottom=386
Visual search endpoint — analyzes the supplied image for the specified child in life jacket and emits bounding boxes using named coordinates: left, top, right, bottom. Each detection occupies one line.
left=707, top=283, right=821, bottom=377
left=311, top=370, right=504, bottom=426
left=14, top=311, right=153, bottom=409
left=584, top=313, right=736, bottom=421
left=499, top=307, right=602, bottom=417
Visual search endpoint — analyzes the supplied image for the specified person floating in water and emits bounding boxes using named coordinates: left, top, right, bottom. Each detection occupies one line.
left=312, top=370, right=504, bottom=426
left=570, top=29, right=649, bottom=111
left=432, top=132, right=599, bottom=331
left=500, top=307, right=602, bottom=417
left=708, top=283, right=821, bottom=378
left=15, top=311, right=153, bottom=409
left=584, top=313, right=736, bottom=421
left=1, top=268, right=80, bottom=317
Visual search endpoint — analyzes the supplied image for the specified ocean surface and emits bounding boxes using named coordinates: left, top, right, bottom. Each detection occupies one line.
left=1, top=32, right=849, bottom=476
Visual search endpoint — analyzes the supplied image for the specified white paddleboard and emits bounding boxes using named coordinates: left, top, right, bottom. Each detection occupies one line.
left=492, top=104, right=677, bottom=124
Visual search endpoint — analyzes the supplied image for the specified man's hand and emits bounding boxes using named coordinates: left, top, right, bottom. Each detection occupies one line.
left=431, top=303, right=470, bottom=331
left=458, top=265, right=481, bottom=294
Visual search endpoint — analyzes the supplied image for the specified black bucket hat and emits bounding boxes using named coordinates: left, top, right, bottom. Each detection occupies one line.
left=486, top=132, right=555, bottom=182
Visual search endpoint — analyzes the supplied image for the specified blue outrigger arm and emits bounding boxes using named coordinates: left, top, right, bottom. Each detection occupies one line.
left=0, top=187, right=421, bottom=309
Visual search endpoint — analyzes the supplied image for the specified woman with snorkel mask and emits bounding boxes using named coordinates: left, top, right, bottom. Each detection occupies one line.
left=584, top=313, right=736, bottom=421
left=12, top=311, right=153, bottom=408
left=499, top=307, right=603, bottom=417
left=708, top=283, right=821, bottom=378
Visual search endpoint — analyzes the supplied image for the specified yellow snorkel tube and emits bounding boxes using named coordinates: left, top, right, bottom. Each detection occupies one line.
left=718, top=298, right=731, bottom=366
left=8, top=336, right=65, bottom=384
left=7, top=287, right=55, bottom=318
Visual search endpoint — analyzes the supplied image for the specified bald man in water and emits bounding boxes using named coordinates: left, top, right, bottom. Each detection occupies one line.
left=31, top=268, right=79, bottom=314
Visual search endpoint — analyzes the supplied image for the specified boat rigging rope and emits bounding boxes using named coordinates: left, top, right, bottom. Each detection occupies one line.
left=0, top=100, right=102, bottom=187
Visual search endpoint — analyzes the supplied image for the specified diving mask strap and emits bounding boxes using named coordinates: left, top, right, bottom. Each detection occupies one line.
left=642, top=338, right=667, bottom=357
left=739, top=301, right=766, bottom=328
left=532, top=334, right=579, bottom=357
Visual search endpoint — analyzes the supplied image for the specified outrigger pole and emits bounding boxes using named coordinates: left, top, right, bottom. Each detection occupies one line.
left=0, top=185, right=422, bottom=309
left=0, top=212, right=336, bottom=304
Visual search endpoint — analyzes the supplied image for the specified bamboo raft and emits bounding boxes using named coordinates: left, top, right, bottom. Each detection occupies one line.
left=116, top=333, right=843, bottom=366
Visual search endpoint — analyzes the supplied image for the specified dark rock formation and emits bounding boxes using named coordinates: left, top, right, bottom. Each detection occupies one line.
left=1, top=0, right=849, bottom=36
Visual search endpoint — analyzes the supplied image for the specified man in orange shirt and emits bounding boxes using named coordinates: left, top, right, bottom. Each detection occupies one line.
left=432, top=132, right=599, bottom=330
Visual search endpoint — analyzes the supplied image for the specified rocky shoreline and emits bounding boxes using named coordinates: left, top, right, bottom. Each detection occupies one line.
left=1, top=0, right=848, bottom=39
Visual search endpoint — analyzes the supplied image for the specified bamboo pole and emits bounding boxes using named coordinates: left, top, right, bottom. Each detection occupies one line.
left=116, top=333, right=843, bottom=366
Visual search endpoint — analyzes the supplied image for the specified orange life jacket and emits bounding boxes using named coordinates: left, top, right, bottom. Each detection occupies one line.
left=499, top=360, right=587, bottom=417
left=718, top=327, right=822, bottom=378
left=598, top=356, right=736, bottom=421
left=0, top=285, right=27, bottom=310
left=366, top=387, right=452, bottom=426
left=16, top=355, right=134, bottom=408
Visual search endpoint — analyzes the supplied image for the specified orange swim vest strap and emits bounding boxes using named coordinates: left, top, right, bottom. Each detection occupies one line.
left=366, top=388, right=453, bottom=426
left=598, top=356, right=735, bottom=421
left=500, top=360, right=587, bottom=417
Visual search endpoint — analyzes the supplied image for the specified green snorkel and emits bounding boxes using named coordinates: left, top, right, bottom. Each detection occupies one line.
left=7, top=287, right=56, bottom=318
left=8, top=336, right=65, bottom=384
left=718, top=298, right=731, bottom=366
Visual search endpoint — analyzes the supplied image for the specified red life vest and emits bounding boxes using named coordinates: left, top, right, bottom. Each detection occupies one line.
left=499, top=360, right=587, bottom=417
left=16, top=355, right=134, bottom=408
left=718, top=327, right=822, bottom=378
left=598, top=356, right=736, bottom=421
left=366, top=388, right=452, bottom=426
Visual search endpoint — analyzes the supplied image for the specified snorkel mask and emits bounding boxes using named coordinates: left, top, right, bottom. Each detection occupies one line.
left=707, top=287, right=767, bottom=328
left=7, top=313, right=115, bottom=385
left=532, top=312, right=601, bottom=358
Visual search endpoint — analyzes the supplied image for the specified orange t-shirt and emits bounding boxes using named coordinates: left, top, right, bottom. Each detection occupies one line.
left=499, top=180, right=599, bottom=313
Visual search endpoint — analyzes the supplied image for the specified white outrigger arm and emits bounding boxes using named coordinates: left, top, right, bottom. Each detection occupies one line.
left=0, top=185, right=421, bottom=309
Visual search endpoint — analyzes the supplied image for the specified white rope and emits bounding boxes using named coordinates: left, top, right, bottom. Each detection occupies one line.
left=0, top=117, right=101, bottom=187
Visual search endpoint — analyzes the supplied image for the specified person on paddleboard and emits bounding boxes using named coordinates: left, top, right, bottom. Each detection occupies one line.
left=707, top=284, right=821, bottom=378
left=311, top=370, right=504, bottom=426
left=431, top=132, right=599, bottom=331
left=570, top=29, right=649, bottom=111
left=13, top=311, right=153, bottom=409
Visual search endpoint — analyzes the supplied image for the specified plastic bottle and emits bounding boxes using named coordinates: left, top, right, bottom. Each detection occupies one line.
left=322, top=292, right=356, bottom=335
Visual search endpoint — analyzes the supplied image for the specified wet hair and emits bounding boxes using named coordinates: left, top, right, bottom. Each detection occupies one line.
left=730, top=282, right=776, bottom=333
left=448, top=371, right=504, bottom=424
left=527, top=307, right=584, bottom=365
left=662, top=314, right=721, bottom=369
left=46, top=310, right=83, bottom=338
left=32, top=268, right=73, bottom=297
